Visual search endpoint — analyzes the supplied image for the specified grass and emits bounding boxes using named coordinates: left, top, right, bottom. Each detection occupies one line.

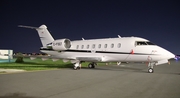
left=0, top=58, right=114, bottom=71
left=0, top=58, right=72, bottom=71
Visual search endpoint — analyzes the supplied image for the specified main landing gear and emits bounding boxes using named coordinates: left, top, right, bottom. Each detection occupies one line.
left=73, top=62, right=97, bottom=70
left=148, top=62, right=155, bottom=73
left=88, top=62, right=97, bottom=68
left=73, top=61, right=81, bottom=70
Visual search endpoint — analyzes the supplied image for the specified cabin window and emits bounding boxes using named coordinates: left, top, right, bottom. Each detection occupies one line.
left=76, top=45, right=79, bottom=49
left=111, top=44, right=114, bottom=48
left=92, top=44, right=95, bottom=49
left=104, top=44, right=107, bottom=48
left=87, top=45, right=89, bottom=49
left=117, top=43, right=121, bottom=48
left=98, top=44, right=101, bottom=48
left=81, top=45, right=84, bottom=49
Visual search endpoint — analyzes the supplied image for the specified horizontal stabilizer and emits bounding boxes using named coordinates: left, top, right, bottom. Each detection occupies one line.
left=18, top=25, right=39, bottom=29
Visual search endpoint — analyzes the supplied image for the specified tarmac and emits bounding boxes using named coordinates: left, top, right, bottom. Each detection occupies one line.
left=0, top=60, right=180, bottom=98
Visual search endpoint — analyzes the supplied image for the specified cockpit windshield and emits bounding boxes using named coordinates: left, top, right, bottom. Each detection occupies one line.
left=136, top=41, right=155, bottom=46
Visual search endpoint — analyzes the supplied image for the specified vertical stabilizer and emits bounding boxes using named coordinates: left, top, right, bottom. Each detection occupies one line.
left=18, top=25, right=54, bottom=47
left=36, top=25, right=54, bottom=47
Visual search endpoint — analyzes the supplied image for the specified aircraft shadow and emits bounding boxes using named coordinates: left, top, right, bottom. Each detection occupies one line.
left=81, top=66, right=148, bottom=73
left=0, top=92, right=40, bottom=98
left=83, top=67, right=180, bottom=75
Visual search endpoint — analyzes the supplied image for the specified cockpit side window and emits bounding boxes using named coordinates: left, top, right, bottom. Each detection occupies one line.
left=136, top=41, right=147, bottom=45
left=135, top=41, right=156, bottom=46
left=146, top=42, right=155, bottom=45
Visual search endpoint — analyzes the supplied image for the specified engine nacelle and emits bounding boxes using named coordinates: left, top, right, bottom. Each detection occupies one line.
left=46, top=39, right=71, bottom=51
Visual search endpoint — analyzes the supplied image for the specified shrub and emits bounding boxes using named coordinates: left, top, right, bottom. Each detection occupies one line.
left=15, top=52, right=24, bottom=63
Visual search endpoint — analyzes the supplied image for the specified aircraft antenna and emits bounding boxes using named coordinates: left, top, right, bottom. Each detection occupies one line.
left=118, top=35, right=121, bottom=38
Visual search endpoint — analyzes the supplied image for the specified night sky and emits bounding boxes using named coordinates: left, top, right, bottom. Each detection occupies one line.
left=0, top=0, right=180, bottom=54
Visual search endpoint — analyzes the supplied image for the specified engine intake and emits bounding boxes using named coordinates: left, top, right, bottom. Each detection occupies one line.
left=46, top=39, right=71, bottom=51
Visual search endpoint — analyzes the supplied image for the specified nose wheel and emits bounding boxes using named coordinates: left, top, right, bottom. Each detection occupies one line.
left=148, top=62, right=155, bottom=73
left=148, top=68, right=154, bottom=73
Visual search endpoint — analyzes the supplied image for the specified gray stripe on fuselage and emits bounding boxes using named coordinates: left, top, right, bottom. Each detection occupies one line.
left=40, top=49, right=158, bottom=55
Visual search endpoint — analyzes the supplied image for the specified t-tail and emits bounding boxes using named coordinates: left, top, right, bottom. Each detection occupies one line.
left=18, top=25, right=54, bottom=48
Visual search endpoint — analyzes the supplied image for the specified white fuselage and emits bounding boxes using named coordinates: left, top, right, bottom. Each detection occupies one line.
left=40, top=37, right=174, bottom=63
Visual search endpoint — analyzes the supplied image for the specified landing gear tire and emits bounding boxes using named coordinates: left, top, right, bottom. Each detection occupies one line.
left=73, top=66, right=78, bottom=70
left=74, top=66, right=80, bottom=70
left=88, top=63, right=96, bottom=68
left=148, top=68, right=154, bottom=73
left=73, top=61, right=81, bottom=70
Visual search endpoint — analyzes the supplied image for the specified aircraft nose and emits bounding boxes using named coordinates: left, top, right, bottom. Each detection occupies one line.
left=166, top=51, right=175, bottom=59
left=158, top=47, right=175, bottom=60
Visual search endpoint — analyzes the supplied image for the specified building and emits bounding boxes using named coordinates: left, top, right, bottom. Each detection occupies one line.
left=0, top=49, right=13, bottom=62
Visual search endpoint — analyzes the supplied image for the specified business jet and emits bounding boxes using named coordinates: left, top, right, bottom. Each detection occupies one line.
left=18, top=25, right=175, bottom=73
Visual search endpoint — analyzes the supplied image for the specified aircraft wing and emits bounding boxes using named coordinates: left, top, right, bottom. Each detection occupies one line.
left=14, top=55, right=55, bottom=60
left=14, top=55, right=103, bottom=62
left=76, top=57, right=102, bottom=62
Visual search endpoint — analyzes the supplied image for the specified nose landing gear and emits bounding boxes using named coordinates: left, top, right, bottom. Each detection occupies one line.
left=148, top=62, right=155, bottom=73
